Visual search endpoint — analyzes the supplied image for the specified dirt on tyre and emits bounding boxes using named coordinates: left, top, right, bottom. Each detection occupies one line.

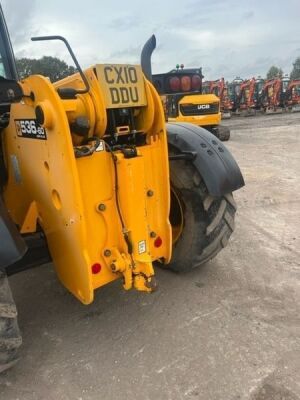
left=168, top=147, right=236, bottom=272
left=0, top=270, right=22, bottom=373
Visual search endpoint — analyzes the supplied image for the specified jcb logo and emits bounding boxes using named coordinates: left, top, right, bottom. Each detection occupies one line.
left=197, top=104, right=210, bottom=110
left=96, top=64, right=147, bottom=109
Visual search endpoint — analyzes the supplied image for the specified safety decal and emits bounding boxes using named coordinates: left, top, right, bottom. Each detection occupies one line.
left=138, top=240, right=146, bottom=254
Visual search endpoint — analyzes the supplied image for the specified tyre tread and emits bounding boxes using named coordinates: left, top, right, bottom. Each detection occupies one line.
left=168, top=152, right=236, bottom=272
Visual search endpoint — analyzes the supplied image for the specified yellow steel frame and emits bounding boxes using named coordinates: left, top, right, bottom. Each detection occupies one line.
left=2, top=65, right=172, bottom=304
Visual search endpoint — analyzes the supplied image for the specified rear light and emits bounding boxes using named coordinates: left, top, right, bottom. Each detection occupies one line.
left=169, top=76, right=181, bottom=92
left=181, top=76, right=191, bottom=92
left=154, top=236, right=163, bottom=248
left=91, top=263, right=102, bottom=274
left=191, top=74, right=201, bottom=91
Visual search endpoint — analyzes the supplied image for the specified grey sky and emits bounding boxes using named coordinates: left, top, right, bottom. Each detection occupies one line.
left=2, top=0, right=300, bottom=80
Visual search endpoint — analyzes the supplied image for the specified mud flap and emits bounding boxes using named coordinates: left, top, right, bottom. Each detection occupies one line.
left=167, top=122, right=245, bottom=197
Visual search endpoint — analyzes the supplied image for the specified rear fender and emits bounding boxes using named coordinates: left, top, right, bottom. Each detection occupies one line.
left=167, top=122, right=244, bottom=197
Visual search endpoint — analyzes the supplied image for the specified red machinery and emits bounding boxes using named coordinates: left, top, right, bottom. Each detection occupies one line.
left=228, top=77, right=244, bottom=112
left=237, top=77, right=256, bottom=114
left=202, top=81, right=212, bottom=96
left=284, top=79, right=300, bottom=111
left=203, top=78, right=233, bottom=117
left=261, top=78, right=283, bottom=113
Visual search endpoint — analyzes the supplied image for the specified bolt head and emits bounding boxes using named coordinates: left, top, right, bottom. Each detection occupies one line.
left=98, top=203, right=106, bottom=211
left=104, top=249, right=111, bottom=257
left=111, top=263, right=117, bottom=272
left=147, top=190, right=154, bottom=197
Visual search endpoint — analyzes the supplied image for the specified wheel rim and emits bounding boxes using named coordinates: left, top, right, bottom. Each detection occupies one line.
left=170, top=187, right=184, bottom=244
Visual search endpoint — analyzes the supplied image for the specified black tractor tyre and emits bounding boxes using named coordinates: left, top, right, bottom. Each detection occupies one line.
left=168, top=151, right=236, bottom=273
left=0, top=270, right=22, bottom=373
left=215, top=125, right=230, bottom=141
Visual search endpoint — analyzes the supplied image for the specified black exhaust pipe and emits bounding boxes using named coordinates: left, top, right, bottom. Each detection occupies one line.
left=141, top=34, right=156, bottom=82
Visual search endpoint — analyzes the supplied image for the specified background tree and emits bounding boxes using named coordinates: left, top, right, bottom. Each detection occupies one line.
left=16, top=56, right=76, bottom=82
left=266, top=65, right=283, bottom=80
left=290, top=57, right=300, bottom=80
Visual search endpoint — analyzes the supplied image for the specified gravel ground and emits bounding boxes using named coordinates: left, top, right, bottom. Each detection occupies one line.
left=1, top=112, right=300, bottom=400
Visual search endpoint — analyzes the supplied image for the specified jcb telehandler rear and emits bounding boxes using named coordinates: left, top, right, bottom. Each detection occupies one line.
left=0, top=8, right=244, bottom=372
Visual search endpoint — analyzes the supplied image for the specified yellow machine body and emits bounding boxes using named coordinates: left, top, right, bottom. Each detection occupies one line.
left=2, top=64, right=172, bottom=304
left=167, top=93, right=221, bottom=127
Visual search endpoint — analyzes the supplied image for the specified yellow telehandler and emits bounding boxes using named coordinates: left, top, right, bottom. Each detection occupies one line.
left=0, top=7, right=244, bottom=372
